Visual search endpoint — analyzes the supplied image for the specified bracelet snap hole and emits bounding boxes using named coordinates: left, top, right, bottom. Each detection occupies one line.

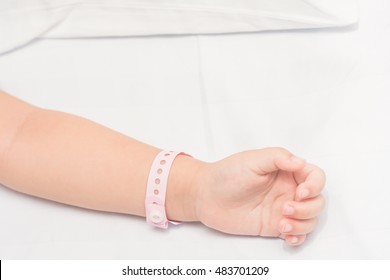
left=157, top=168, right=163, bottom=174
left=154, top=189, right=159, bottom=195
left=155, top=178, right=160, bottom=184
left=160, top=160, right=166, bottom=165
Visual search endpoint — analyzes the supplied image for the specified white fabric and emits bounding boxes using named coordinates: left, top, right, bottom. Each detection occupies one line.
left=1, top=0, right=389, bottom=259
left=0, top=0, right=358, bottom=54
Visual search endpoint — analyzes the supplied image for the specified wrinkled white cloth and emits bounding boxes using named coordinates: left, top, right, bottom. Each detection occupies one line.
left=0, top=0, right=358, bottom=54
left=2, top=0, right=390, bottom=260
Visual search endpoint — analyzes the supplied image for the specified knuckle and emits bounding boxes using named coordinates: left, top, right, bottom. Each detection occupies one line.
left=318, top=167, right=326, bottom=182
left=268, top=147, right=291, bottom=158
left=276, top=147, right=290, bottom=155
left=298, top=206, right=314, bottom=219
left=314, top=165, right=327, bottom=182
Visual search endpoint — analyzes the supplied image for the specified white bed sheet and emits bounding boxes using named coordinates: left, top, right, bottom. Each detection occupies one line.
left=0, top=0, right=389, bottom=259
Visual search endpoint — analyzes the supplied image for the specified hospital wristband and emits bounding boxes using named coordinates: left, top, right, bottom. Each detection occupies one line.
left=145, top=150, right=188, bottom=229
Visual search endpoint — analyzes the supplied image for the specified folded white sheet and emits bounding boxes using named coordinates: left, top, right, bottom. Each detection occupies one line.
left=0, top=0, right=358, bottom=54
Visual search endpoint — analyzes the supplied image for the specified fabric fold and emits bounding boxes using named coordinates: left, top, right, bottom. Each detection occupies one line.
left=0, top=0, right=358, bottom=54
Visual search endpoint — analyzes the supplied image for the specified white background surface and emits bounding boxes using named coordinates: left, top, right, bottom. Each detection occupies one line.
left=0, top=0, right=389, bottom=259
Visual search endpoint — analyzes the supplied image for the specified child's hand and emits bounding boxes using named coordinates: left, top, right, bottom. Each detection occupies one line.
left=194, top=148, right=325, bottom=246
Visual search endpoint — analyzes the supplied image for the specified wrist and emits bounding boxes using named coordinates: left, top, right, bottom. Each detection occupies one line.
left=165, top=154, right=206, bottom=222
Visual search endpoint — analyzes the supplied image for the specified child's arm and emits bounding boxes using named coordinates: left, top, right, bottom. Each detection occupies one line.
left=0, top=90, right=325, bottom=246
left=0, top=90, right=201, bottom=222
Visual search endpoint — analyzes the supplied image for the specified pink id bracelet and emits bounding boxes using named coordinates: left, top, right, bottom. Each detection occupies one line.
left=145, top=150, right=187, bottom=229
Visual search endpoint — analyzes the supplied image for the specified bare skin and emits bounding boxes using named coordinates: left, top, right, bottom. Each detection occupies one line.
left=0, top=90, right=325, bottom=246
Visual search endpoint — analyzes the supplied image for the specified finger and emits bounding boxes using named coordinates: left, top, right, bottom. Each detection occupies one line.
left=293, top=164, right=326, bottom=201
left=251, top=147, right=306, bottom=174
left=285, top=234, right=306, bottom=246
left=275, top=155, right=306, bottom=172
left=279, top=218, right=318, bottom=235
left=282, top=195, right=325, bottom=219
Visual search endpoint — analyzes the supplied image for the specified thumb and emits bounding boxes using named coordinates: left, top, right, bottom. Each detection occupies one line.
left=252, top=147, right=306, bottom=174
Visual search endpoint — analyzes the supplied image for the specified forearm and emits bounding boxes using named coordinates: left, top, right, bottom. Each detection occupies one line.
left=0, top=91, right=202, bottom=221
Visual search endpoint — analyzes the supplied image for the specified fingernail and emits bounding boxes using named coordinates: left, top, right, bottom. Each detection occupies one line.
left=283, top=204, right=295, bottom=215
left=299, top=188, right=310, bottom=199
left=290, top=236, right=299, bottom=244
left=283, top=223, right=292, bottom=233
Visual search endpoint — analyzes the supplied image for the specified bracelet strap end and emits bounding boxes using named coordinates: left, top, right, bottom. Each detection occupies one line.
left=145, top=201, right=168, bottom=229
